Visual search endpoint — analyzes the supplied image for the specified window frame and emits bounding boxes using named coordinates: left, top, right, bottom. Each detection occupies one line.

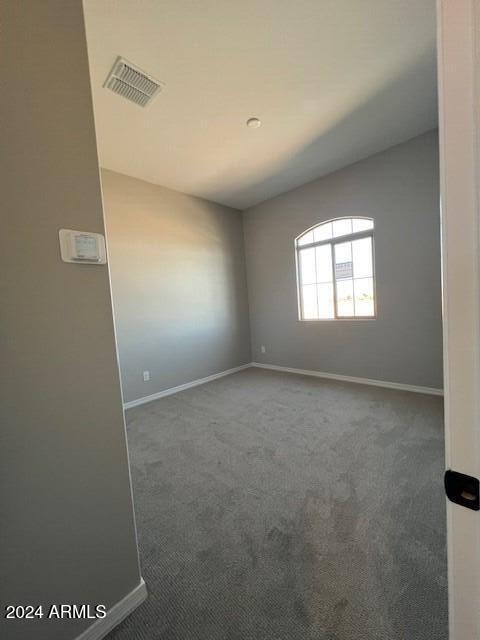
left=295, top=217, right=377, bottom=321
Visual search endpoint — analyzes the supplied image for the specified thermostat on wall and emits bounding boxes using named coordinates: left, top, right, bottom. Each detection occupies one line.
left=59, top=229, right=107, bottom=264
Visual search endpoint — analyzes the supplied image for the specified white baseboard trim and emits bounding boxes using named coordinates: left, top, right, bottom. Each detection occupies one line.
left=251, top=362, right=444, bottom=396
left=124, top=361, right=443, bottom=409
left=75, top=578, right=147, bottom=640
left=123, top=363, right=252, bottom=409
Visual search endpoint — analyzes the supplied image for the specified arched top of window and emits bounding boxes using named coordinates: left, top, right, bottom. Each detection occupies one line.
left=296, top=217, right=374, bottom=247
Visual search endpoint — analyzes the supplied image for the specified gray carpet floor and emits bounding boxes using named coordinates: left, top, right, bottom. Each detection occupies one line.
left=106, top=368, right=448, bottom=640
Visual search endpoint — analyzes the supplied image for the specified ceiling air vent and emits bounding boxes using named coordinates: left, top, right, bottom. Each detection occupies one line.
left=104, top=57, right=163, bottom=107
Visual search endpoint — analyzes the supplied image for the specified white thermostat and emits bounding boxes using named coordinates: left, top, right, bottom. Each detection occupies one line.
left=59, top=229, right=107, bottom=264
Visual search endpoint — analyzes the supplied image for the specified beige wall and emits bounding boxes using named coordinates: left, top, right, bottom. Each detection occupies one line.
left=101, top=169, right=251, bottom=404
left=0, top=3, right=141, bottom=639
left=243, top=131, right=443, bottom=388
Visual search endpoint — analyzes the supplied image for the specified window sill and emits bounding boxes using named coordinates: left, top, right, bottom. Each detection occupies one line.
left=298, top=317, right=377, bottom=322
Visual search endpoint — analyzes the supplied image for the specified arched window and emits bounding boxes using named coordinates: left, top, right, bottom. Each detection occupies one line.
left=296, top=217, right=375, bottom=320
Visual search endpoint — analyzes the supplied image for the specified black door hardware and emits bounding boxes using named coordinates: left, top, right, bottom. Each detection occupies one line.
left=444, top=470, right=480, bottom=511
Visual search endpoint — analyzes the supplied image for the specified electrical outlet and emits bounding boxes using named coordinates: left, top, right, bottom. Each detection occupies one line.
left=260, top=345, right=266, bottom=354
left=143, top=370, right=150, bottom=382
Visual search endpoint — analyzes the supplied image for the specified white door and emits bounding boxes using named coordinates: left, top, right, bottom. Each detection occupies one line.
left=437, top=1, right=480, bottom=638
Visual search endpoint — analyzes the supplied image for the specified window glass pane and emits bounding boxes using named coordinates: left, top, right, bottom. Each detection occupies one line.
left=332, top=218, right=352, bottom=238
left=313, top=222, right=332, bottom=242
left=317, top=283, right=334, bottom=318
left=334, top=241, right=352, bottom=263
left=302, top=284, right=318, bottom=319
left=334, top=241, right=353, bottom=280
left=298, top=230, right=314, bottom=246
left=352, top=237, right=373, bottom=278
left=354, top=277, right=375, bottom=316
left=299, top=248, right=316, bottom=285
left=336, top=279, right=354, bottom=316
left=315, top=244, right=332, bottom=283
left=352, top=218, right=374, bottom=233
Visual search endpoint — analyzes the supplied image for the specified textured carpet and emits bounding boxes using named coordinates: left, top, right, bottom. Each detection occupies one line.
left=106, top=368, right=448, bottom=640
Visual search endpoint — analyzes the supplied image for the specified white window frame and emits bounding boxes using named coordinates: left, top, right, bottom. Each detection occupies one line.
left=295, top=216, right=377, bottom=321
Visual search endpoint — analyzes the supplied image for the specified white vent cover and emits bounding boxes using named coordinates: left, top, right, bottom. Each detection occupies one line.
left=104, top=57, right=163, bottom=107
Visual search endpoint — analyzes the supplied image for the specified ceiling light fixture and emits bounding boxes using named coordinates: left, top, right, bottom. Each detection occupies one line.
left=246, top=117, right=262, bottom=128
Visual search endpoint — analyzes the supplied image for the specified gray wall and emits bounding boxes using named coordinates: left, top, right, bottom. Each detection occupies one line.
left=0, top=3, right=141, bottom=640
left=243, top=131, right=443, bottom=388
left=101, top=169, right=251, bottom=404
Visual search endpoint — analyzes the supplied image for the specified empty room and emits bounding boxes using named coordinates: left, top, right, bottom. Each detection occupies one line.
left=4, top=2, right=480, bottom=640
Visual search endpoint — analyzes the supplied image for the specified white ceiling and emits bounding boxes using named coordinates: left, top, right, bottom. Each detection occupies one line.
left=84, top=0, right=437, bottom=210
